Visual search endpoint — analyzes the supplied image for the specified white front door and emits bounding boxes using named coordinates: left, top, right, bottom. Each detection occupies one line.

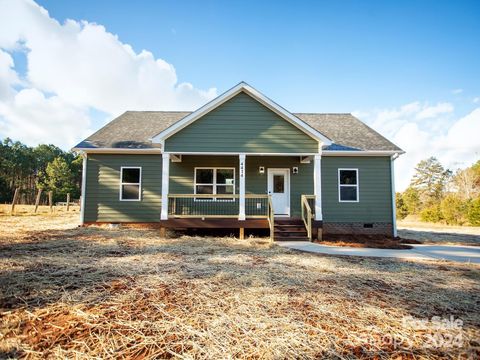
left=267, top=169, right=290, bottom=216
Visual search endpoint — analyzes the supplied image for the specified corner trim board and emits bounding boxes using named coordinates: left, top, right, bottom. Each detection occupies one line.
left=391, top=154, right=399, bottom=237
left=80, top=154, right=87, bottom=225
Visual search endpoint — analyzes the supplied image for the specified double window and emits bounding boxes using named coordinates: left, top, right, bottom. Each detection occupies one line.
left=120, top=167, right=141, bottom=201
left=338, top=168, right=359, bottom=202
left=195, top=168, right=235, bottom=200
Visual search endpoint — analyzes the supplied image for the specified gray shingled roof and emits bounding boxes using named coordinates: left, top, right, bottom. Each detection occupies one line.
left=75, top=111, right=402, bottom=152
left=75, top=111, right=190, bottom=150
left=294, top=113, right=402, bottom=151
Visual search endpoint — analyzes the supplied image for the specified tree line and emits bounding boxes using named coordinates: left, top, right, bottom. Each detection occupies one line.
left=396, top=157, right=480, bottom=226
left=0, top=138, right=82, bottom=204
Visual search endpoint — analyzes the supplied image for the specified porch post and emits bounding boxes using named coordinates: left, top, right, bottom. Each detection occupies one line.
left=239, top=153, right=246, bottom=220
left=161, top=153, right=170, bottom=220
left=314, top=153, right=323, bottom=221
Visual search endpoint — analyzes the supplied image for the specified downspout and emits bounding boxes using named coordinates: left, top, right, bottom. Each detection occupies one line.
left=390, top=153, right=400, bottom=237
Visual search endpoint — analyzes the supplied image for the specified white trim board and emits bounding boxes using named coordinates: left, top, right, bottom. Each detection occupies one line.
left=163, top=151, right=319, bottom=156
left=391, top=154, right=399, bottom=237
left=267, top=168, right=291, bottom=217
left=119, top=166, right=142, bottom=201
left=73, top=148, right=162, bottom=154
left=151, top=82, right=332, bottom=147
left=161, top=153, right=170, bottom=220
left=73, top=149, right=404, bottom=157
left=193, top=167, right=236, bottom=202
left=338, top=168, right=359, bottom=203
left=313, top=154, right=323, bottom=221
left=323, top=150, right=404, bottom=157
left=80, top=154, right=87, bottom=225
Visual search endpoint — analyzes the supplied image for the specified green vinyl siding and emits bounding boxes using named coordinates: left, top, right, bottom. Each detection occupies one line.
left=84, top=153, right=393, bottom=223
left=170, top=155, right=313, bottom=217
left=246, top=156, right=313, bottom=217
left=84, top=154, right=162, bottom=222
left=165, top=92, right=318, bottom=153
left=321, top=156, right=393, bottom=223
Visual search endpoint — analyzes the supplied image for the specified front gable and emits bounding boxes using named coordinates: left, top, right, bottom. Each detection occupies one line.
left=164, top=91, right=319, bottom=153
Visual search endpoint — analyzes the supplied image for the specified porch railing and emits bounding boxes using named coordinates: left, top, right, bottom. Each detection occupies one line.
left=167, top=194, right=271, bottom=218
left=301, top=195, right=315, bottom=241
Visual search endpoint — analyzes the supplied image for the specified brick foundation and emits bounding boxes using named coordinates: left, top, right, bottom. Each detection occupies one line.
left=323, top=222, right=393, bottom=236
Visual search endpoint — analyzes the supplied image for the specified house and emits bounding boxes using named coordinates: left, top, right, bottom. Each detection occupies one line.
left=73, top=82, right=404, bottom=241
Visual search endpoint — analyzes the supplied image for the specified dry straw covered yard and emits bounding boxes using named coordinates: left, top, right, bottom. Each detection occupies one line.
left=0, top=212, right=479, bottom=359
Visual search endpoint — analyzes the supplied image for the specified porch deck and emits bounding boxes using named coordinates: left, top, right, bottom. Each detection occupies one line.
left=159, top=194, right=320, bottom=241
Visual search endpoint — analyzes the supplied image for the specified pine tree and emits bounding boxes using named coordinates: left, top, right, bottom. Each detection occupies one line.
left=395, top=192, right=409, bottom=219
left=410, top=157, right=451, bottom=206
left=402, top=186, right=422, bottom=214
left=44, top=157, right=76, bottom=201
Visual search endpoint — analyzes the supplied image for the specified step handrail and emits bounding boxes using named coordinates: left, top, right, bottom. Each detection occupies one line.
left=268, top=195, right=274, bottom=242
left=301, top=195, right=312, bottom=241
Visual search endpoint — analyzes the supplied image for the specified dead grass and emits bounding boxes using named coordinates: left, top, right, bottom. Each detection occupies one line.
left=0, top=213, right=479, bottom=359
left=0, top=204, right=80, bottom=216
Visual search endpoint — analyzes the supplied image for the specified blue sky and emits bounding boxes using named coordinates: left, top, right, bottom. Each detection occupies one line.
left=0, top=0, right=479, bottom=189
left=37, top=0, right=480, bottom=112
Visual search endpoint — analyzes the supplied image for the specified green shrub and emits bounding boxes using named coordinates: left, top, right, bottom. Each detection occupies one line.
left=440, top=194, right=467, bottom=225
left=395, top=193, right=408, bottom=220
left=467, top=198, right=480, bottom=226
left=420, top=204, right=443, bottom=223
left=402, top=186, right=422, bottom=214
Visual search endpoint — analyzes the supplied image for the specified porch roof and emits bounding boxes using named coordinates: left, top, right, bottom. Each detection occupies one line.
left=73, top=111, right=402, bottom=152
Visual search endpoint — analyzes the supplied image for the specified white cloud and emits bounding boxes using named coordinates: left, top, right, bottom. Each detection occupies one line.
left=415, top=102, right=454, bottom=119
left=0, top=0, right=217, bottom=148
left=356, top=102, right=480, bottom=191
left=452, top=88, right=463, bottom=94
left=356, top=101, right=455, bottom=145
left=0, top=49, right=20, bottom=100
left=0, top=88, right=92, bottom=148
left=445, top=109, right=480, bottom=151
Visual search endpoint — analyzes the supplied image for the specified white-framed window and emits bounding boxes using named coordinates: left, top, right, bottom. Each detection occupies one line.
left=194, top=167, right=235, bottom=201
left=338, top=168, right=359, bottom=202
left=120, top=167, right=142, bottom=201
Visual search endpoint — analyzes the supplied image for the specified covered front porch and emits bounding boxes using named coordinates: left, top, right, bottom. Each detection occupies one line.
left=158, top=153, right=323, bottom=241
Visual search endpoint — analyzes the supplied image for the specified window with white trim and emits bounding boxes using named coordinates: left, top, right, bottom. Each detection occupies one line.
left=120, top=167, right=141, bottom=201
left=194, top=168, right=235, bottom=200
left=338, top=168, right=358, bottom=202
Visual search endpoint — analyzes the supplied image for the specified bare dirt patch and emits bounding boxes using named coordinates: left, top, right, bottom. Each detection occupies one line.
left=1, top=214, right=479, bottom=358
left=398, top=219, right=480, bottom=246
left=318, top=234, right=421, bottom=249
